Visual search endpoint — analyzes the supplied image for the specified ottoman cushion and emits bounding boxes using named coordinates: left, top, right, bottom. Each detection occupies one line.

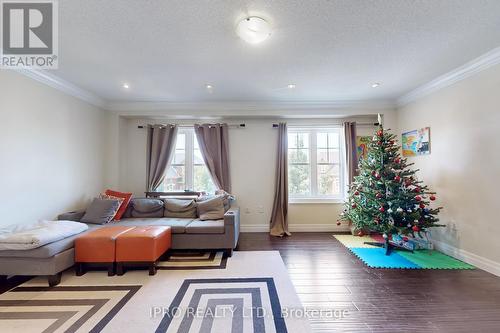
left=75, top=226, right=135, bottom=263
left=116, top=226, right=171, bottom=262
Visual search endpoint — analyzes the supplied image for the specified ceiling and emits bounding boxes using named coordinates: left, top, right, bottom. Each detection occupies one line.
left=54, top=0, right=500, bottom=104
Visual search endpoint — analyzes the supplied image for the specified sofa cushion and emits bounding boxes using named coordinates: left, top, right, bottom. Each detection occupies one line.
left=104, top=189, right=133, bottom=220
left=164, top=198, right=197, bottom=218
left=117, top=218, right=195, bottom=234
left=131, top=198, right=164, bottom=218
left=197, top=196, right=225, bottom=220
left=0, top=224, right=101, bottom=259
left=185, top=220, right=225, bottom=234
left=81, top=198, right=122, bottom=224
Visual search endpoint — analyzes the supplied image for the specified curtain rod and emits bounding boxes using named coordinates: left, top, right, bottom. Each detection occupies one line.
left=137, top=123, right=246, bottom=129
left=272, top=122, right=380, bottom=128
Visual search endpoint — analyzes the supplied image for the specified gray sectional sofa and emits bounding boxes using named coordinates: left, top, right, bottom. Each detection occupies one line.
left=0, top=199, right=240, bottom=286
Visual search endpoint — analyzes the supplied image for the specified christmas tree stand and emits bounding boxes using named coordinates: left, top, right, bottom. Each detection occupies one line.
left=363, top=239, right=414, bottom=256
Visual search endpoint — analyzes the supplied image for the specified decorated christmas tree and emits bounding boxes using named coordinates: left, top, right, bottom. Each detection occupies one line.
left=339, top=124, right=444, bottom=254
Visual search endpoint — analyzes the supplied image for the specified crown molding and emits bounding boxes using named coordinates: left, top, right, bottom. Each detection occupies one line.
left=14, top=68, right=106, bottom=108
left=398, top=46, right=500, bottom=107
left=104, top=100, right=396, bottom=117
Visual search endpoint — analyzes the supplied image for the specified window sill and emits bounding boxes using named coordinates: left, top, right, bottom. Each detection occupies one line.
left=289, top=198, right=344, bottom=204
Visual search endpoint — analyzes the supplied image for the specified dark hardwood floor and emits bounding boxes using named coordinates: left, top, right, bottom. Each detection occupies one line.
left=237, top=232, right=500, bottom=333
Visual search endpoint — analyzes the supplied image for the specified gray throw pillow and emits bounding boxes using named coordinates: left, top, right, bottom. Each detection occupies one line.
left=81, top=198, right=121, bottom=224
left=164, top=199, right=197, bottom=218
left=197, top=196, right=225, bottom=221
left=131, top=198, right=164, bottom=218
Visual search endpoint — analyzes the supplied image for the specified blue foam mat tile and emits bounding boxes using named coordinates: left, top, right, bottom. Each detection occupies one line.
left=349, top=247, right=421, bottom=269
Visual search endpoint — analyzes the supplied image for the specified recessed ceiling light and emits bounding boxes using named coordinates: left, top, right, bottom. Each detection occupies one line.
left=287, top=84, right=296, bottom=89
left=371, top=82, right=381, bottom=88
left=236, top=17, right=272, bottom=44
left=122, top=83, right=130, bottom=89
left=206, top=84, right=213, bottom=89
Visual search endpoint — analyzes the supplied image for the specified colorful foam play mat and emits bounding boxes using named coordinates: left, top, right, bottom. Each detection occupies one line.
left=334, top=234, right=475, bottom=270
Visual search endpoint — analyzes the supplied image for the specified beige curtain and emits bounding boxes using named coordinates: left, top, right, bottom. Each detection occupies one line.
left=194, top=123, right=231, bottom=192
left=270, top=123, right=291, bottom=237
left=343, top=121, right=358, bottom=184
left=146, top=124, right=178, bottom=191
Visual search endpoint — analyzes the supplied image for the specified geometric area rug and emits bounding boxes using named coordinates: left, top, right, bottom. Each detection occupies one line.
left=0, top=251, right=310, bottom=332
left=334, top=234, right=475, bottom=270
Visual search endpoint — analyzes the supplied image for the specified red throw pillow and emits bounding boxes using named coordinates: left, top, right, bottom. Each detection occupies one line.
left=105, top=189, right=132, bottom=220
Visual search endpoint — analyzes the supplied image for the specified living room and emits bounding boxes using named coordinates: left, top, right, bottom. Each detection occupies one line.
left=1, top=1, right=500, bottom=332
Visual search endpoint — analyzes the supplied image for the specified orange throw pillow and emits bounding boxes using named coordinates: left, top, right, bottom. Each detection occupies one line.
left=105, top=189, right=132, bottom=221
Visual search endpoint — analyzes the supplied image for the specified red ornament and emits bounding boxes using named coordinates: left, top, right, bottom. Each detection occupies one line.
left=389, top=140, right=395, bottom=145
left=402, top=236, right=409, bottom=242
left=430, top=195, right=436, bottom=201
left=419, top=203, right=425, bottom=209
left=405, top=179, right=412, bottom=187
left=375, top=173, right=381, bottom=180
left=371, top=170, right=377, bottom=176
left=394, top=175, right=401, bottom=182
left=415, top=195, right=422, bottom=201
left=377, top=130, right=383, bottom=136
left=379, top=206, right=385, bottom=212
left=414, top=187, right=421, bottom=193
left=354, top=191, right=360, bottom=195
left=376, top=192, right=383, bottom=199
left=395, top=158, right=400, bottom=164
left=357, top=231, right=364, bottom=237
left=336, top=221, right=342, bottom=226
left=352, top=203, right=357, bottom=209
left=412, top=226, right=420, bottom=232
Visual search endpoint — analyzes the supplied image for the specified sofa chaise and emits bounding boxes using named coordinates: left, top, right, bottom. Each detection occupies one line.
left=0, top=200, right=240, bottom=286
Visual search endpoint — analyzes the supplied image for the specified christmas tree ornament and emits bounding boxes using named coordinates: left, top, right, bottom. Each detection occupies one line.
left=430, top=195, right=436, bottom=201
left=354, top=191, right=360, bottom=195
left=336, top=221, right=341, bottom=226
left=351, top=203, right=357, bottom=209
left=397, top=207, right=404, bottom=213
left=387, top=208, right=393, bottom=214
left=419, top=203, right=425, bottom=209
left=394, top=175, right=401, bottom=182
left=379, top=206, right=385, bottom=212
left=376, top=192, right=383, bottom=199
left=415, top=195, right=422, bottom=201
left=412, top=226, right=420, bottom=232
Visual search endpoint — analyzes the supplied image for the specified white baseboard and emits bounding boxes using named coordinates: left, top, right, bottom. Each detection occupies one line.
left=432, top=239, right=500, bottom=277
left=240, top=224, right=349, bottom=233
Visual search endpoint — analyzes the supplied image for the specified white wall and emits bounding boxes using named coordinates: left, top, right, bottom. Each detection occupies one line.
left=0, top=70, right=110, bottom=227
left=397, top=63, right=500, bottom=270
left=117, top=112, right=397, bottom=232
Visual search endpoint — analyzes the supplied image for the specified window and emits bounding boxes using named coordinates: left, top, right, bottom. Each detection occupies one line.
left=159, top=128, right=216, bottom=193
left=288, top=127, right=344, bottom=202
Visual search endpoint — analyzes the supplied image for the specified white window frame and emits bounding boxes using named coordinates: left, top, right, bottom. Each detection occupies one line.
left=161, top=128, right=215, bottom=192
left=288, top=126, right=345, bottom=204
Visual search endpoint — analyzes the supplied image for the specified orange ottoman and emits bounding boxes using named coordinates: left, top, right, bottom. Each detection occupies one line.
left=115, top=226, right=171, bottom=276
left=75, top=226, right=135, bottom=276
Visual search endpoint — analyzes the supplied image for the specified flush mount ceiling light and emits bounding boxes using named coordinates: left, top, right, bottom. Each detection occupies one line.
left=122, top=83, right=130, bottom=89
left=371, top=82, right=381, bottom=88
left=236, top=17, right=272, bottom=44
left=287, top=84, right=296, bottom=89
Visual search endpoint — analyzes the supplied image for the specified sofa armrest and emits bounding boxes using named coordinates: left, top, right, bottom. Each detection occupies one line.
left=224, top=207, right=240, bottom=226
left=224, top=207, right=240, bottom=250
left=57, top=210, right=86, bottom=222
